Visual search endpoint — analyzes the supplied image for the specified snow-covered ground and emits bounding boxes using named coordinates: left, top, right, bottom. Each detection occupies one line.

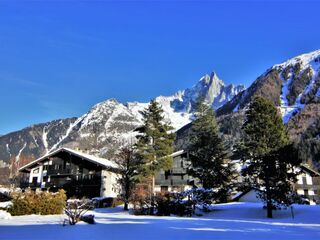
left=0, top=202, right=319, bottom=240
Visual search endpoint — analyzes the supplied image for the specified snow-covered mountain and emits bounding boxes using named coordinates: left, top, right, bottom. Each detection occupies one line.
left=275, top=50, right=320, bottom=123
left=218, top=49, right=320, bottom=124
left=0, top=71, right=244, bottom=181
left=215, top=49, right=320, bottom=168
left=1, top=50, right=320, bottom=182
left=48, top=71, right=244, bottom=155
left=127, top=71, right=244, bottom=130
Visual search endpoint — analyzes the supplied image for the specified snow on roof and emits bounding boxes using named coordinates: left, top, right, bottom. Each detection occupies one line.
left=19, top=147, right=119, bottom=172
left=170, top=150, right=185, bottom=158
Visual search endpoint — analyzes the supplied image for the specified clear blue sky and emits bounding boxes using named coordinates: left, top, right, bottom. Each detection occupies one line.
left=1, top=0, right=320, bottom=135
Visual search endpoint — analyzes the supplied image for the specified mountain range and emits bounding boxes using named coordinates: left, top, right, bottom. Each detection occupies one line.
left=1, top=49, right=320, bottom=184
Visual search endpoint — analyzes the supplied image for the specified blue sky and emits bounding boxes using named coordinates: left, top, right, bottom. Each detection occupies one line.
left=1, top=0, right=320, bottom=135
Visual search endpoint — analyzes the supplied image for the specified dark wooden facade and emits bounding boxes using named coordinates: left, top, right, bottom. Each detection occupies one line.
left=20, top=150, right=106, bottom=198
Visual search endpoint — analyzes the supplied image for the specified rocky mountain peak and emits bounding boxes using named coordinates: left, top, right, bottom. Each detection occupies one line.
left=217, top=49, right=320, bottom=125
left=171, top=71, right=244, bottom=114
left=274, top=49, right=320, bottom=72
left=0, top=68, right=244, bottom=183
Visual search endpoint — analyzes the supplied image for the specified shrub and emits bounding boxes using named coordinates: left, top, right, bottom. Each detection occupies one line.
left=169, top=188, right=216, bottom=215
left=65, top=198, right=95, bottom=225
left=154, top=192, right=171, bottom=216
left=92, top=197, right=123, bottom=208
left=8, top=189, right=66, bottom=216
left=0, top=191, right=11, bottom=202
left=131, top=188, right=217, bottom=216
left=131, top=186, right=153, bottom=215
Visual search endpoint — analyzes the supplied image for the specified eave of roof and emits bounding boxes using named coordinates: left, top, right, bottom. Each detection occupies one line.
left=18, top=147, right=119, bottom=173
left=170, top=150, right=185, bottom=158
left=300, top=164, right=320, bottom=177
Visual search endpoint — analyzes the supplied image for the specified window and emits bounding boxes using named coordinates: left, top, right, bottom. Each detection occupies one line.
left=33, top=168, right=39, bottom=174
left=304, top=189, right=309, bottom=196
left=181, top=175, right=184, bottom=180
left=302, top=177, right=307, bottom=185
left=32, top=177, right=37, bottom=183
left=181, top=161, right=183, bottom=168
left=43, top=176, right=48, bottom=182
left=161, top=186, right=168, bottom=192
left=165, top=171, right=170, bottom=180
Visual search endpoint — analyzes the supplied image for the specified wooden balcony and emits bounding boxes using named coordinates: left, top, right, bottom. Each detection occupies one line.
left=46, top=168, right=73, bottom=175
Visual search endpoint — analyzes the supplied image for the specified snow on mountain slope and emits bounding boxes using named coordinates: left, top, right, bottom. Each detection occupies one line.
left=274, top=50, right=320, bottom=123
left=126, top=71, right=244, bottom=130
left=171, top=72, right=244, bottom=113
left=46, top=71, right=244, bottom=155
left=218, top=49, right=320, bottom=124
left=0, top=69, right=244, bottom=176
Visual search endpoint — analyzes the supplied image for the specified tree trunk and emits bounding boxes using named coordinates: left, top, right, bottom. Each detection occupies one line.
left=265, top=167, right=273, bottom=218
left=124, top=202, right=129, bottom=211
left=266, top=196, right=273, bottom=218
left=150, top=176, right=155, bottom=215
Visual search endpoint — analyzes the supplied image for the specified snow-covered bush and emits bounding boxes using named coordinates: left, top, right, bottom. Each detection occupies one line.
left=170, top=188, right=215, bottom=214
left=131, top=186, right=153, bottom=215
left=8, top=189, right=66, bottom=216
left=0, top=189, right=12, bottom=202
left=154, top=192, right=171, bottom=216
left=0, top=210, right=12, bottom=220
left=65, top=198, right=95, bottom=225
left=132, top=188, right=217, bottom=216
left=92, top=197, right=123, bottom=208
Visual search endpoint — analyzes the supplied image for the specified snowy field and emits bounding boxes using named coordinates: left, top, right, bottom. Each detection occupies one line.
left=1, top=202, right=320, bottom=240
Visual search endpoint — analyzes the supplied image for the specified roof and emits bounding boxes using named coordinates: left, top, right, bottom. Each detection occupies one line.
left=19, top=147, right=119, bottom=172
left=300, top=164, right=320, bottom=177
left=170, top=150, right=185, bottom=158
left=232, top=188, right=263, bottom=201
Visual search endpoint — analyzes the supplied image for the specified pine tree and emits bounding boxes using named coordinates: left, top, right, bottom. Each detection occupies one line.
left=135, top=99, right=175, bottom=187
left=115, top=146, right=142, bottom=211
left=187, top=98, right=235, bottom=202
left=240, top=96, right=301, bottom=218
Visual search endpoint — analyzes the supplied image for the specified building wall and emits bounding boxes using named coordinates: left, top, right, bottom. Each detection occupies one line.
left=154, top=153, right=194, bottom=192
left=24, top=154, right=119, bottom=198
left=100, top=170, right=119, bottom=198
left=28, top=165, right=43, bottom=184
left=294, top=169, right=320, bottom=205
left=238, top=190, right=261, bottom=203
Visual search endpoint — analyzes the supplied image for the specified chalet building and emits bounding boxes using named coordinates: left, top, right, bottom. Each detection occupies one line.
left=293, top=165, right=320, bottom=205
left=155, top=150, right=198, bottom=192
left=19, top=148, right=120, bottom=198
left=156, top=150, right=320, bottom=205
left=233, top=165, right=320, bottom=205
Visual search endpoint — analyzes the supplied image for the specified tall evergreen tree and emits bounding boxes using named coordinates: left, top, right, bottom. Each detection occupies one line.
left=135, top=99, right=175, bottom=187
left=240, top=96, right=301, bottom=218
left=187, top=99, right=235, bottom=202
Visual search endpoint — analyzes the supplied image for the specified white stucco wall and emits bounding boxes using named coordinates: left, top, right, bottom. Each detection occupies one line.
left=297, top=175, right=303, bottom=184
left=308, top=190, right=315, bottom=196
left=29, top=165, right=43, bottom=183
left=297, top=189, right=304, bottom=195
left=306, top=174, right=313, bottom=185
left=100, top=170, right=120, bottom=198
left=238, top=190, right=261, bottom=203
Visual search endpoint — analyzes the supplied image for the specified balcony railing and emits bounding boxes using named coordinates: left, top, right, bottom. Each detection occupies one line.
left=171, top=168, right=187, bottom=174
left=156, top=178, right=189, bottom=186
left=46, top=168, right=73, bottom=175
left=29, top=182, right=41, bottom=188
